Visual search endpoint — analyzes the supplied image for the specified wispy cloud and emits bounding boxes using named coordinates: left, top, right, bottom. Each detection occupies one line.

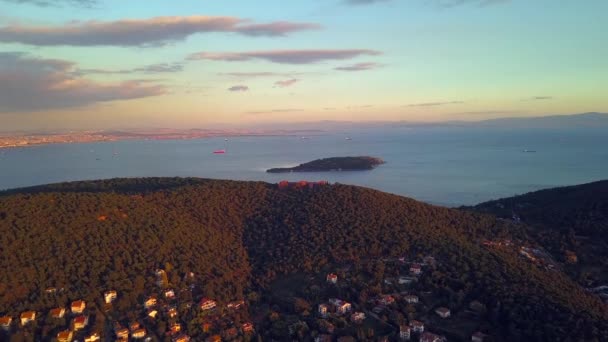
left=407, top=100, right=464, bottom=107
left=523, top=96, right=553, bottom=101
left=246, top=108, right=304, bottom=115
left=274, top=79, right=299, bottom=88
left=0, top=16, right=320, bottom=47
left=188, top=49, right=382, bottom=64
left=77, top=63, right=183, bottom=75
left=228, top=85, right=249, bottom=92
left=1, top=0, right=96, bottom=7
left=0, top=52, right=165, bottom=112
left=334, top=62, right=382, bottom=71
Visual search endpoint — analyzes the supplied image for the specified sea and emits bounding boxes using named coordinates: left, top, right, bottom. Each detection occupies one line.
left=1, top=126, right=607, bottom=207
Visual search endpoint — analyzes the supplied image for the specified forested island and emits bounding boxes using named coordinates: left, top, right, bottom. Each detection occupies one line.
left=267, top=156, right=385, bottom=173
left=0, top=178, right=607, bottom=341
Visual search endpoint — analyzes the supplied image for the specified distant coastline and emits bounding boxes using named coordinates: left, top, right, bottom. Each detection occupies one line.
left=267, top=156, right=385, bottom=173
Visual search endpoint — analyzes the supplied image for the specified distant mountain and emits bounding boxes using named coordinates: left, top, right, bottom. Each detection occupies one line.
left=470, top=180, right=608, bottom=287
left=1, top=178, right=607, bottom=341
left=471, top=112, right=608, bottom=129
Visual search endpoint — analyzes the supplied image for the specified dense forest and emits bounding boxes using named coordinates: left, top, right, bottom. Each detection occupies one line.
left=266, top=156, right=384, bottom=173
left=0, top=178, right=607, bottom=341
left=469, top=180, right=608, bottom=286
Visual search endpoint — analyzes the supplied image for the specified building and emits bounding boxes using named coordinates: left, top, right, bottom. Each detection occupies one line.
left=57, top=330, right=73, bottom=342
left=144, top=296, right=157, bottom=309
left=20, top=311, right=36, bottom=325
left=73, top=315, right=89, bottom=330
left=435, top=307, right=451, bottom=318
left=421, top=332, right=445, bottom=342
left=242, top=322, right=254, bottom=333
left=71, top=300, right=86, bottom=314
left=132, top=328, right=147, bottom=339
left=167, top=306, right=178, bottom=318
left=399, top=324, right=411, bottom=340
left=156, top=269, right=168, bottom=287
left=205, top=335, right=221, bottom=342
left=380, top=295, right=395, bottom=305
left=84, top=333, right=101, bottom=342
left=278, top=180, right=290, bottom=189
left=148, top=310, right=159, bottom=318
left=326, top=273, right=338, bottom=284
left=0, top=316, right=12, bottom=330
left=404, top=295, right=419, bottom=304
left=50, top=307, right=66, bottom=319
left=200, top=298, right=217, bottom=311
left=315, top=335, right=332, bottom=342
left=173, top=335, right=191, bottom=342
left=329, top=298, right=351, bottom=314
left=351, top=311, right=366, bottom=323
left=164, top=289, right=176, bottom=299
left=410, top=263, right=422, bottom=275
left=410, top=320, right=424, bottom=333
left=472, top=332, right=487, bottom=342
left=115, top=328, right=129, bottom=339
left=399, top=276, right=415, bottom=285
left=104, top=290, right=118, bottom=304
left=318, top=303, right=328, bottom=317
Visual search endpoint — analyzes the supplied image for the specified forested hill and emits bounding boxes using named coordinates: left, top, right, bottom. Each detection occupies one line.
left=1, top=178, right=607, bottom=341
left=470, top=180, right=608, bottom=287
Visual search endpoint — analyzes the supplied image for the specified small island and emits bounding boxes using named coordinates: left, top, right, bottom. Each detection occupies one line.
left=267, top=156, right=385, bottom=173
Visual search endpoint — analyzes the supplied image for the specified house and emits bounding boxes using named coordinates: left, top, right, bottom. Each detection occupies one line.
left=242, top=322, right=254, bottom=333
left=410, top=320, right=424, bottom=333
left=380, top=295, right=395, bottom=305
left=20, top=311, right=36, bottom=325
left=421, top=332, right=445, bottom=342
left=170, top=323, right=182, bottom=334
left=278, top=180, right=290, bottom=189
left=223, top=327, right=239, bottom=340
left=435, top=307, right=451, bottom=318
left=115, top=328, right=129, bottom=339
left=315, top=335, right=332, bottom=342
left=71, top=300, right=86, bottom=314
left=84, top=333, right=101, bottom=342
left=227, top=300, right=245, bottom=309
left=51, top=307, right=66, bottom=319
left=156, top=269, right=168, bottom=287
left=104, top=290, right=118, bottom=304
left=399, top=324, right=411, bottom=340
left=399, top=276, right=415, bottom=285
left=164, top=289, right=176, bottom=299
left=130, top=322, right=141, bottom=332
left=200, top=298, right=217, bottom=311
left=326, top=273, right=338, bottom=284
left=144, top=296, right=157, bottom=309
left=57, top=330, right=73, bottom=342
left=350, top=312, right=366, bottom=323
left=472, top=332, right=487, bottom=342
left=0, top=316, right=12, bottom=330
left=410, top=263, right=422, bottom=275
left=329, top=298, right=352, bottom=314
left=45, top=287, right=57, bottom=294
left=132, top=328, right=147, bottom=339
left=173, top=335, right=191, bottom=342
left=404, top=294, right=419, bottom=304
left=318, top=303, right=328, bottom=317
left=73, top=315, right=89, bottom=330
left=205, top=335, right=221, bottom=342
left=148, top=310, right=158, bottom=318
left=167, top=306, right=178, bottom=318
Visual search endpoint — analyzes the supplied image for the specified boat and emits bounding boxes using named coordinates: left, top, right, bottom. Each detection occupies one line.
left=522, top=149, right=537, bottom=153
left=213, top=149, right=226, bottom=154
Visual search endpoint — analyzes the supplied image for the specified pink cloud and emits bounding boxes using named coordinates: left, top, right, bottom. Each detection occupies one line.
left=334, top=62, right=382, bottom=71
left=274, top=79, right=299, bottom=88
left=188, top=49, right=382, bottom=64
left=228, top=85, right=249, bottom=92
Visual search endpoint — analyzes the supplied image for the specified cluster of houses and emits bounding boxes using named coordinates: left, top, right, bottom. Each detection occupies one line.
left=278, top=180, right=330, bottom=190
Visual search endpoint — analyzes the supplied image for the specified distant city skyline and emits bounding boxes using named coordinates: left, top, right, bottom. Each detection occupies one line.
left=1, top=0, right=607, bottom=131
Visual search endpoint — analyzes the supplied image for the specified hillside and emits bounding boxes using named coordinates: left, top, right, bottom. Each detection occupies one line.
left=0, top=178, right=607, bottom=341
left=470, top=180, right=608, bottom=287
left=267, top=156, right=385, bottom=173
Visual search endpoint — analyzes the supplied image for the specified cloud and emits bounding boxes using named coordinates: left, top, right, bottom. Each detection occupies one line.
left=524, top=96, right=553, bottom=101
left=77, top=63, right=184, bottom=75
left=0, top=16, right=320, bottom=47
left=274, top=79, right=299, bottom=88
left=407, top=100, right=464, bottom=107
left=246, top=108, right=304, bottom=115
left=188, top=49, right=382, bottom=64
left=334, top=62, right=382, bottom=71
left=1, top=0, right=96, bottom=7
left=0, top=52, right=165, bottom=112
left=228, top=85, right=249, bottom=92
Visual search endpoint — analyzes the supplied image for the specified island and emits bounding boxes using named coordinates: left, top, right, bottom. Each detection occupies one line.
left=266, top=156, right=385, bottom=173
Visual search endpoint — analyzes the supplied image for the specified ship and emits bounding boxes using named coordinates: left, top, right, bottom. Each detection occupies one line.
left=213, top=149, right=226, bottom=154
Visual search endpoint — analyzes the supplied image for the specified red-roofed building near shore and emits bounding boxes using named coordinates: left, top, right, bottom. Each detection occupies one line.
left=326, top=273, right=338, bottom=284
left=73, top=315, right=89, bottom=330
left=71, top=300, right=86, bottom=314
left=0, top=316, right=12, bottom=330
left=20, top=311, right=36, bottom=325
left=57, top=330, right=73, bottom=342
left=51, top=307, right=66, bottom=319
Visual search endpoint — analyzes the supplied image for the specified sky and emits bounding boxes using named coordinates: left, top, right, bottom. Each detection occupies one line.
left=0, top=0, right=607, bottom=131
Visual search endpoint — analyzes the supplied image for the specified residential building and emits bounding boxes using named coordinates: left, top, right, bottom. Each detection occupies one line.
left=71, top=300, right=86, bottom=314
left=326, top=273, right=338, bottom=284
left=148, top=310, right=158, bottom=319
left=315, top=335, right=332, bottom=342
left=404, top=295, right=419, bottom=304
left=104, top=290, right=118, bottom=304
left=167, top=306, right=178, bottom=318
left=242, top=322, right=254, bottom=333
left=399, top=324, right=411, bottom=340
left=57, top=330, right=73, bottom=342
left=144, top=296, right=157, bottom=309
left=164, top=289, right=176, bottom=299
left=73, top=315, right=88, bottom=330
left=318, top=303, right=328, bottom=317
left=410, top=263, right=422, bottom=275
left=50, top=307, right=66, bottom=319
left=205, top=335, right=221, bottom=342
left=173, top=335, right=191, bottom=342
left=132, top=328, right=147, bottom=339
left=410, top=320, right=424, bottom=333
left=20, top=311, right=36, bottom=325
left=421, top=332, right=445, bottom=342
left=0, top=316, right=12, bottom=330
left=351, top=312, right=366, bottom=323
left=84, top=333, right=101, bottom=342
left=171, top=323, right=182, bottom=334
left=399, top=276, right=415, bottom=285
left=115, top=328, right=129, bottom=340
left=380, top=295, right=395, bottom=305
left=200, top=298, right=217, bottom=311
left=435, top=307, right=451, bottom=318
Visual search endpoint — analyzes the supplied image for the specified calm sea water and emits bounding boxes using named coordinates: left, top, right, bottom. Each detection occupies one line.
left=1, top=126, right=607, bottom=206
